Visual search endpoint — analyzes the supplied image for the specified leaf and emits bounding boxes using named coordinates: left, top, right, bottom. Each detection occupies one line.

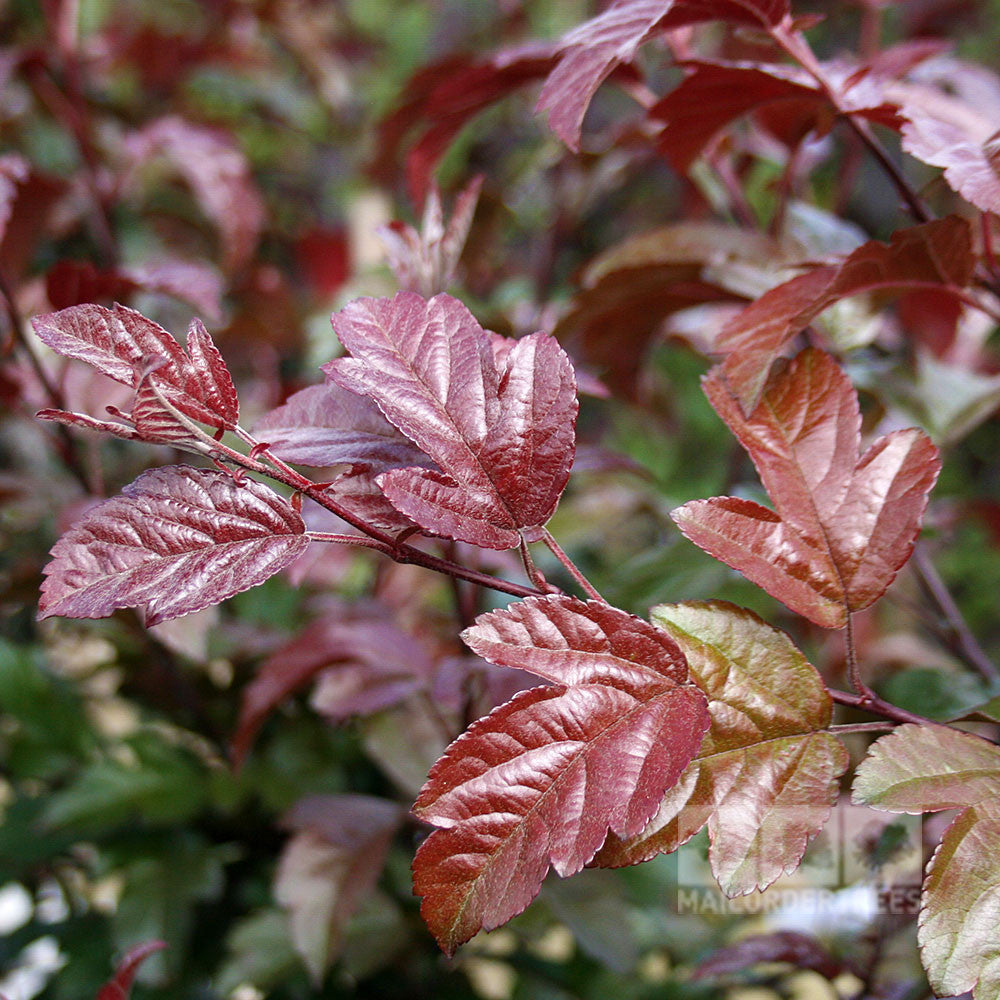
left=275, top=795, right=402, bottom=984
left=652, top=60, right=900, bottom=172
left=893, top=84, right=1000, bottom=215
left=32, top=304, right=239, bottom=430
left=594, top=601, right=847, bottom=896
left=373, top=45, right=557, bottom=204
left=254, top=382, right=429, bottom=470
left=124, top=115, right=265, bottom=271
left=45, top=258, right=223, bottom=320
left=671, top=349, right=941, bottom=627
left=231, top=607, right=436, bottom=766
left=96, top=941, right=167, bottom=1000
left=39, top=466, right=309, bottom=626
left=852, top=724, right=1000, bottom=814
left=0, top=153, right=29, bottom=245
left=717, top=217, right=975, bottom=412
left=693, top=931, right=845, bottom=980
left=325, top=292, right=577, bottom=549
left=918, top=800, right=1000, bottom=1000
left=412, top=595, right=710, bottom=954
left=377, top=175, right=482, bottom=296
left=554, top=222, right=778, bottom=394
left=536, top=0, right=790, bottom=151
left=255, top=381, right=434, bottom=533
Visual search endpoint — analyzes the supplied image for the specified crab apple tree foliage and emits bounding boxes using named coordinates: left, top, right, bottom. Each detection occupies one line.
left=12, top=0, right=1000, bottom=994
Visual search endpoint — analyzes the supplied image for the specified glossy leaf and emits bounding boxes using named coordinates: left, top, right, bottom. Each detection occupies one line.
left=672, top=349, right=941, bottom=627
left=919, top=800, right=1000, bottom=1000
left=852, top=723, right=1000, bottom=813
left=96, top=941, right=166, bottom=1000
left=717, top=217, right=974, bottom=412
left=39, top=466, right=308, bottom=626
left=536, top=0, right=790, bottom=151
left=595, top=601, right=847, bottom=896
left=325, top=292, right=577, bottom=549
left=254, top=382, right=429, bottom=470
left=412, top=595, right=710, bottom=954
left=32, top=304, right=239, bottom=430
left=275, top=795, right=402, bottom=984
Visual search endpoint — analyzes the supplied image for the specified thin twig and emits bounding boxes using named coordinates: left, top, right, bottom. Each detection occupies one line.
left=912, top=545, right=1000, bottom=683
left=844, top=613, right=874, bottom=698
left=227, top=427, right=548, bottom=600
left=829, top=721, right=895, bottom=734
left=540, top=528, right=605, bottom=602
left=830, top=688, right=938, bottom=727
left=770, top=24, right=930, bottom=225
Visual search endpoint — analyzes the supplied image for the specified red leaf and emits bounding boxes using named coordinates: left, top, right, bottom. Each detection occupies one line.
left=325, top=293, right=577, bottom=549
left=594, top=602, right=847, bottom=895
left=231, top=608, right=436, bottom=766
left=377, top=176, right=482, bottom=296
left=32, top=304, right=238, bottom=430
left=276, top=795, right=402, bottom=983
left=96, top=940, right=166, bottom=1000
left=672, top=349, right=941, bottom=627
left=694, top=931, right=845, bottom=980
left=255, top=382, right=429, bottom=471
left=255, top=381, right=433, bottom=533
left=373, top=46, right=556, bottom=204
left=124, top=115, right=265, bottom=272
left=0, top=154, right=30, bottom=245
left=412, top=595, right=710, bottom=954
left=45, top=259, right=223, bottom=320
left=717, top=216, right=974, bottom=412
left=652, top=60, right=899, bottom=172
left=887, top=76, right=1000, bottom=215
left=39, top=466, right=309, bottom=626
left=536, top=0, right=790, bottom=151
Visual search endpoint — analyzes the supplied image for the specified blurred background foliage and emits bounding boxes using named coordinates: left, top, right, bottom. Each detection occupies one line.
left=1, top=0, right=1000, bottom=997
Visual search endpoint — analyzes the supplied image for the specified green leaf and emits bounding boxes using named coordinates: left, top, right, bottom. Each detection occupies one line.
left=919, top=800, right=1000, bottom=999
left=595, top=601, right=848, bottom=896
left=851, top=724, right=1000, bottom=813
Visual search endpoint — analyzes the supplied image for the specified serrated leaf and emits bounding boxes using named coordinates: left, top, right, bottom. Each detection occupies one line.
left=717, top=217, right=974, bottom=412
left=325, top=292, right=577, bottom=549
left=32, top=304, right=239, bottom=430
left=96, top=941, right=166, bottom=1000
left=412, top=595, right=710, bottom=954
left=594, top=601, right=847, bottom=896
left=672, top=349, right=941, bottom=627
left=536, top=0, right=789, bottom=151
left=39, top=466, right=308, bottom=626
left=852, top=724, right=1000, bottom=814
left=275, top=795, right=402, bottom=984
left=919, top=800, right=1000, bottom=999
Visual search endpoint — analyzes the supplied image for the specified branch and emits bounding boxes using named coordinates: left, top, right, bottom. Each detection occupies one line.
left=830, top=688, right=938, bottom=727
left=540, top=528, right=605, bottom=602
left=912, top=545, right=1000, bottom=683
